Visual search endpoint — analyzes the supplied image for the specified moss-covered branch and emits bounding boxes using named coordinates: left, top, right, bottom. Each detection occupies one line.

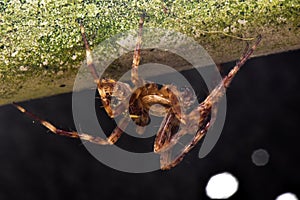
left=0, top=0, right=299, bottom=105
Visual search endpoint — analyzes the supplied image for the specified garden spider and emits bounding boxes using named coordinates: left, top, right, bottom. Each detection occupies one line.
left=14, top=14, right=261, bottom=170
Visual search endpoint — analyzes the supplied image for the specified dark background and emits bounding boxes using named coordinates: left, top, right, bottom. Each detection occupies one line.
left=0, top=49, right=299, bottom=200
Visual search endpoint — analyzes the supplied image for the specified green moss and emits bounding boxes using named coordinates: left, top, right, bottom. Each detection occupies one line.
left=0, top=0, right=299, bottom=105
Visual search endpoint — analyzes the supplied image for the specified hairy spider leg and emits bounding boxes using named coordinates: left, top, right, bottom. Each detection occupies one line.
left=131, top=14, right=145, bottom=87
left=154, top=112, right=180, bottom=152
left=154, top=111, right=182, bottom=169
left=194, top=35, right=262, bottom=125
left=79, top=21, right=100, bottom=82
left=222, top=34, right=262, bottom=89
left=80, top=16, right=148, bottom=118
left=160, top=122, right=211, bottom=170
left=80, top=20, right=138, bottom=119
left=240, top=41, right=250, bottom=60
left=80, top=22, right=132, bottom=143
left=13, top=103, right=130, bottom=145
left=80, top=21, right=125, bottom=118
left=155, top=35, right=262, bottom=169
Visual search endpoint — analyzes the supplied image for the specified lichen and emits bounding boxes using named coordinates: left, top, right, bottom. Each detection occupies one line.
left=0, top=0, right=299, bottom=105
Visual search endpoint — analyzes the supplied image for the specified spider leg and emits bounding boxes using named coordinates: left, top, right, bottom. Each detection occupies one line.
left=223, top=34, right=262, bottom=89
left=79, top=20, right=99, bottom=83
left=13, top=103, right=130, bottom=145
left=153, top=111, right=185, bottom=170
left=153, top=101, right=211, bottom=169
left=154, top=101, right=211, bottom=154
left=159, top=150, right=173, bottom=170
left=240, top=41, right=250, bottom=60
left=154, top=111, right=180, bottom=153
left=80, top=22, right=130, bottom=118
left=160, top=121, right=211, bottom=170
left=156, top=35, right=262, bottom=169
left=193, top=34, right=262, bottom=109
left=131, top=13, right=146, bottom=87
left=159, top=99, right=217, bottom=170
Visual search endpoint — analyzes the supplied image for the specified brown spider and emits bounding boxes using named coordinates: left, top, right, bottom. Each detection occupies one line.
left=13, top=15, right=261, bottom=170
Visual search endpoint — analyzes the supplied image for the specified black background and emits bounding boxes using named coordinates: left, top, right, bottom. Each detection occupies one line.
left=0, top=49, right=299, bottom=200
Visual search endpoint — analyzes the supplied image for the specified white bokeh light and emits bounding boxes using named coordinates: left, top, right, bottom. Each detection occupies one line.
left=205, top=172, right=239, bottom=199
left=275, top=193, right=298, bottom=200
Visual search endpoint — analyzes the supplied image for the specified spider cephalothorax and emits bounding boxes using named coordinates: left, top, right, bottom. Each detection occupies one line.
left=14, top=14, right=261, bottom=170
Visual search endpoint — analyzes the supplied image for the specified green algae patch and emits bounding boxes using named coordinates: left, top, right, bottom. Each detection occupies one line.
left=1, top=0, right=299, bottom=105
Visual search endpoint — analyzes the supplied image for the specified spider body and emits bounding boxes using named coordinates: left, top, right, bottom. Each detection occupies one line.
left=129, top=83, right=183, bottom=125
left=14, top=14, right=261, bottom=170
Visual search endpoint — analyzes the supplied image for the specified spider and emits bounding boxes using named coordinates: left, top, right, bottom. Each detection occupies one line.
left=13, top=14, right=261, bottom=170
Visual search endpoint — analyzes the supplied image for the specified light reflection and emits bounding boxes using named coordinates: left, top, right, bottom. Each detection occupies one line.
left=205, top=172, right=239, bottom=199
left=275, top=193, right=298, bottom=200
left=251, top=148, right=270, bottom=166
